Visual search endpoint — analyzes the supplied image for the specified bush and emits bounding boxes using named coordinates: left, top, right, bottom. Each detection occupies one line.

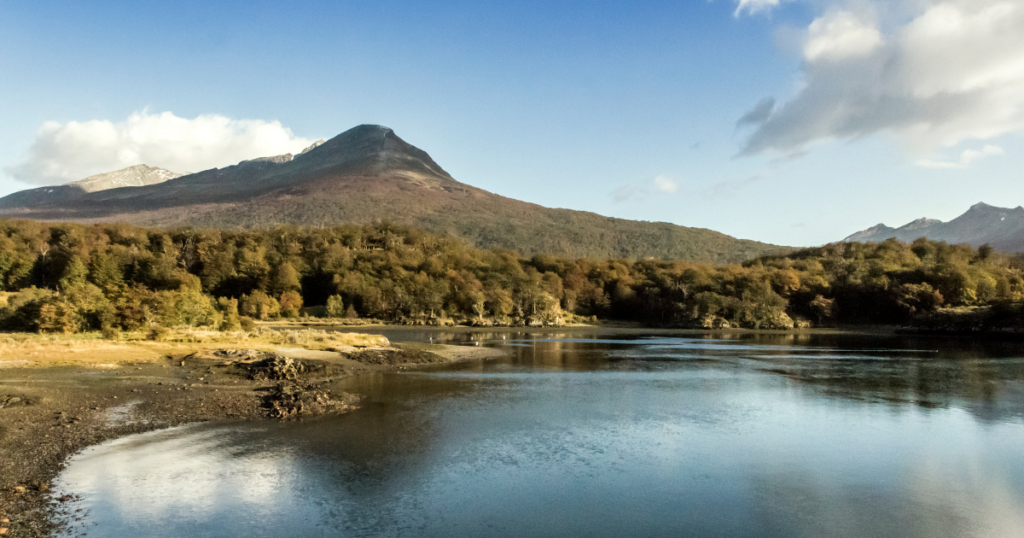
left=240, top=290, right=280, bottom=320
left=239, top=316, right=257, bottom=332
left=101, top=325, right=121, bottom=340
left=147, top=325, right=169, bottom=341
left=279, top=290, right=304, bottom=318
left=326, top=294, right=345, bottom=318
left=38, top=302, right=80, bottom=334
left=217, top=297, right=242, bottom=331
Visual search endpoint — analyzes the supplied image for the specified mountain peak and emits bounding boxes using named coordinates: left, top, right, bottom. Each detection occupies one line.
left=843, top=201, right=1024, bottom=252
left=843, top=223, right=896, bottom=242
left=899, top=218, right=941, bottom=231
left=299, top=139, right=326, bottom=155
left=72, top=164, right=183, bottom=193
left=295, top=124, right=452, bottom=181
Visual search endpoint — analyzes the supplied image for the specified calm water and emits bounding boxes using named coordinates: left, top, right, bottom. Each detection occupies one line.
left=56, top=331, right=1024, bottom=537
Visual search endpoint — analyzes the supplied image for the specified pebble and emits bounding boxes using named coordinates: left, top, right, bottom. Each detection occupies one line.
left=0, top=518, right=9, bottom=523
left=0, top=527, right=8, bottom=534
left=13, top=486, right=25, bottom=495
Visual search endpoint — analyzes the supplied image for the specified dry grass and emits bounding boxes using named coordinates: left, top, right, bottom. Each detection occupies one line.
left=0, top=327, right=390, bottom=368
left=0, top=334, right=173, bottom=367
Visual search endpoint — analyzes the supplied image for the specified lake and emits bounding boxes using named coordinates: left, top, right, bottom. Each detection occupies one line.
left=55, top=330, right=1024, bottom=537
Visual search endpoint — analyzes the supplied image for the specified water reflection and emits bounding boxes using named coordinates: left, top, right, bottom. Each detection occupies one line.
left=57, top=331, right=1024, bottom=537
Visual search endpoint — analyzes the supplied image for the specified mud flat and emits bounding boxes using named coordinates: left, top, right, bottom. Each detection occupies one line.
left=0, top=331, right=507, bottom=537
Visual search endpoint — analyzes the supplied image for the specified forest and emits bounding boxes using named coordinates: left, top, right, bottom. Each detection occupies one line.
left=1, top=218, right=1022, bottom=335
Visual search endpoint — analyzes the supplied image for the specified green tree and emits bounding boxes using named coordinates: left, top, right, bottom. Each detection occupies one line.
left=217, top=297, right=242, bottom=331
left=58, top=256, right=88, bottom=290
left=326, top=294, right=346, bottom=318
left=272, top=262, right=302, bottom=295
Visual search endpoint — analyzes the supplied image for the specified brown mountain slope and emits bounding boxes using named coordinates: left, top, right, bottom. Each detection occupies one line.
left=0, top=125, right=788, bottom=263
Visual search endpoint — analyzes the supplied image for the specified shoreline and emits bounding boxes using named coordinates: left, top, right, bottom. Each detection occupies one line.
left=0, top=323, right=990, bottom=536
left=0, top=335, right=508, bottom=537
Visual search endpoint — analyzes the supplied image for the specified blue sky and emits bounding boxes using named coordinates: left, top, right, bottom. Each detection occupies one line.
left=2, top=0, right=1023, bottom=246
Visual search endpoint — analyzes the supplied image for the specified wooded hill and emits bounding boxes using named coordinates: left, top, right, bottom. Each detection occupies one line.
left=2, top=219, right=1022, bottom=334
left=0, top=125, right=786, bottom=264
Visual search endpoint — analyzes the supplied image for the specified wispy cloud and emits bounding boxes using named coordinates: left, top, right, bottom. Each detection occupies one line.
left=5, top=111, right=314, bottom=186
left=737, top=1, right=1024, bottom=159
left=917, top=145, right=1004, bottom=169
left=708, top=173, right=767, bottom=198
left=734, top=0, right=789, bottom=17
left=654, top=175, right=679, bottom=193
left=611, top=184, right=643, bottom=203
left=736, top=98, right=775, bottom=128
left=611, top=175, right=681, bottom=202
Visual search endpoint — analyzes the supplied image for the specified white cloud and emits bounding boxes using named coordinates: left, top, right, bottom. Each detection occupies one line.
left=917, top=144, right=1004, bottom=168
left=654, top=175, right=679, bottom=193
left=734, top=0, right=787, bottom=17
left=738, top=1, right=1024, bottom=159
left=804, top=10, right=882, bottom=62
left=5, top=111, right=314, bottom=186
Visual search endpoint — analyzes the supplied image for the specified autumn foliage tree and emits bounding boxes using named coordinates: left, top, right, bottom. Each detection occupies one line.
left=2, top=219, right=1023, bottom=333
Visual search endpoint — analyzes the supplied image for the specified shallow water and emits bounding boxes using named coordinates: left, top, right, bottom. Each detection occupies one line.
left=56, top=331, right=1024, bottom=537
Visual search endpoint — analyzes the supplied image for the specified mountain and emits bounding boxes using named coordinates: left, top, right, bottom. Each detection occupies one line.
left=0, top=125, right=787, bottom=263
left=0, top=164, right=183, bottom=209
left=73, top=164, right=184, bottom=192
left=843, top=203, right=1024, bottom=252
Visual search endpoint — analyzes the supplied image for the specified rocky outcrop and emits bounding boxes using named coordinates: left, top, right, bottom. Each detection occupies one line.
left=263, top=382, right=360, bottom=419
left=0, top=164, right=182, bottom=210
left=71, top=164, right=183, bottom=192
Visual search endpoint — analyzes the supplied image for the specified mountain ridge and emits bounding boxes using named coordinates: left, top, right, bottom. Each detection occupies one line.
left=843, top=202, right=1024, bottom=252
left=0, top=125, right=788, bottom=263
left=0, top=164, right=184, bottom=209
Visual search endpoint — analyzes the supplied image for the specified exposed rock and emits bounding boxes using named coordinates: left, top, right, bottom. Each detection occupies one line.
left=241, top=154, right=293, bottom=165
left=299, top=139, right=327, bottom=154
left=345, top=348, right=442, bottom=366
left=262, top=381, right=359, bottom=419
left=0, top=396, right=23, bottom=409
left=243, top=356, right=307, bottom=381
left=71, top=164, right=183, bottom=192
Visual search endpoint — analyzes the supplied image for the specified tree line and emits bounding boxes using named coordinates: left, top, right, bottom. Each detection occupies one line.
left=1, top=218, right=1022, bottom=334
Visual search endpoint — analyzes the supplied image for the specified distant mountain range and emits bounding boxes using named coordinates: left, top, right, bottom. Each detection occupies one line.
left=0, top=125, right=788, bottom=263
left=0, top=164, right=183, bottom=208
left=844, top=202, right=1024, bottom=252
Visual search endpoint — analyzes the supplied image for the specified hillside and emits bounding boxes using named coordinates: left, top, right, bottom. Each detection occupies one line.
left=0, top=164, right=183, bottom=209
left=0, top=125, right=787, bottom=263
left=844, top=203, right=1024, bottom=252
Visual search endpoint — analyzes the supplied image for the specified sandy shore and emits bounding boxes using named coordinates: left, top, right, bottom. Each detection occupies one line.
left=0, top=335, right=507, bottom=537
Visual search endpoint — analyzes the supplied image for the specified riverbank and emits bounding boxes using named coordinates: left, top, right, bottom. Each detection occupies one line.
left=0, top=330, right=508, bottom=537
